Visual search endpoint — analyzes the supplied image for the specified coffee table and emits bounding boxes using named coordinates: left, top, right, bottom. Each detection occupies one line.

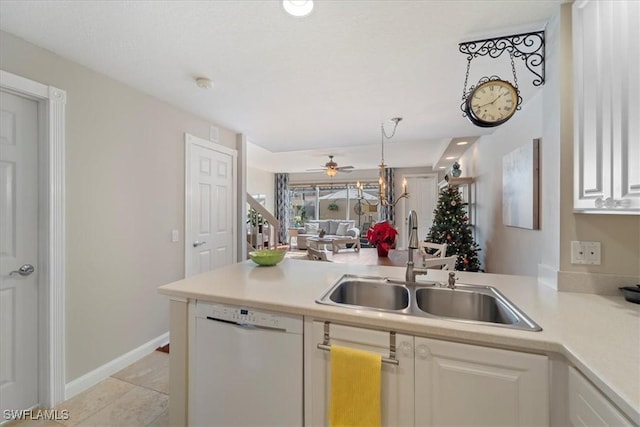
left=307, top=237, right=335, bottom=251
left=326, top=248, right=406, bottom=266
left=307, top=236, right=362, bottom=254
left=330, top=237, right=361, bottom=254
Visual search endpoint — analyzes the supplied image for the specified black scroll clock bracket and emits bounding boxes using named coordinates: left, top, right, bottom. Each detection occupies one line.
left=458, top=31, right=545, bottom=127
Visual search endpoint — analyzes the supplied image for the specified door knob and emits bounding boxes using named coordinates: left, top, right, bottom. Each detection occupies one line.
left=416, top=344, right=430, bottom=359
left=193, top=241, right=207, bottom=247
left=10, top=264, right=35, bottom=277
left=399, top=341, right=413, bottom=356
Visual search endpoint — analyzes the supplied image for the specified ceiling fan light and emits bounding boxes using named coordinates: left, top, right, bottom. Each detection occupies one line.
left=326, top=167, right=338, bottom=177
left=283, top=0, right=314, bottom=17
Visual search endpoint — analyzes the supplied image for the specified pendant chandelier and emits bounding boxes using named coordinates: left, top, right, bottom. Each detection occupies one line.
left=378, top=117, right=409, bottom=206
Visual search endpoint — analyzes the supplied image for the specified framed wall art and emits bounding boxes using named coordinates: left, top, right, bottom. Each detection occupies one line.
left=502, top=138, right=540, bottom=229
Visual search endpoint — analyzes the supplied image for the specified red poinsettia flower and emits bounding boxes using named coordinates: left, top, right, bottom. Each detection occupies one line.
left=366, top=221, right=398, bottom=251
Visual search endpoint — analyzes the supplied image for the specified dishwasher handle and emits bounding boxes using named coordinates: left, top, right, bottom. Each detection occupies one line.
left=205, top=316, right=287, bottom=333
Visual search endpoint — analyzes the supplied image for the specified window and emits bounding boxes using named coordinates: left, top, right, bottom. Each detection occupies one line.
left=288, top=182, right=380, bottom=230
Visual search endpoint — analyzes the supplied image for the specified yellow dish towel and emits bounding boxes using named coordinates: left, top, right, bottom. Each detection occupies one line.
left=329, top=345, right=382, bottom=427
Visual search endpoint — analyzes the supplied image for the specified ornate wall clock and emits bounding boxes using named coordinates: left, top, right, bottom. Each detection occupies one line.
left=458, top=31, right=545, bottom=128
left=464, top=77, right=519, bottom=127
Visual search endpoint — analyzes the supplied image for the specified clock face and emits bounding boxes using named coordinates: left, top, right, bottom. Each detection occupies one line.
left=466, top=80, right=518, bottom=127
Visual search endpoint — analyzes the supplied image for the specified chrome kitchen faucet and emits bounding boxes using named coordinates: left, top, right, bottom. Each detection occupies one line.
left=405, top=210, right=430, bottom=283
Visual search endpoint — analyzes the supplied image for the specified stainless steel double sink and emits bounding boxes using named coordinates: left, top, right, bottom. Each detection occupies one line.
left=316, top=274, right=542, bottom=331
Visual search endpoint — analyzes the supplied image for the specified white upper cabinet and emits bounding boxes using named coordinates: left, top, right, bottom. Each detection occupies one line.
left=573, top=0, right=640, bottom=214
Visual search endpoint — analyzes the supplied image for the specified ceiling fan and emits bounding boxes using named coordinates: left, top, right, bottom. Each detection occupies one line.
left=307, top=155, right=354, bottom=177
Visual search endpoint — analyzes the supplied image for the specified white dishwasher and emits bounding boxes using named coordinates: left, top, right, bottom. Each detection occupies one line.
left=191, top=301, right=303, bottom=426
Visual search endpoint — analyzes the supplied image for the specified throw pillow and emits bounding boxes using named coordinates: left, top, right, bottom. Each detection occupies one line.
left=305, top=222, right=319, bottom=235
left=336, top=222, right=350, bottom=236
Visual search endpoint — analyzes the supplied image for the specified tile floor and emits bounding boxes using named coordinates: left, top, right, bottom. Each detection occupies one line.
left=7, top=351, right=169, bottom=427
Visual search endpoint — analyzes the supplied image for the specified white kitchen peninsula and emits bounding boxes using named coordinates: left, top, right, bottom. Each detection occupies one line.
left=158, top=259, right=639, bottom=426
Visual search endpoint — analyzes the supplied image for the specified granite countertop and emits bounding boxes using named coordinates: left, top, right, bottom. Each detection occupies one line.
left=158, top=258, right=640, bottom=422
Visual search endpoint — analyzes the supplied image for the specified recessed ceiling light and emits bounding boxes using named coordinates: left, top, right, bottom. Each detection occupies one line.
left=195, top=77, right=214, bottom=89
left=456, top=141, right=468, bottom=146
left=439, top=166, right=446, bottom=169
left=283, top=0, right=314, bottom=17
left=446, top=156, right=456, bottom=160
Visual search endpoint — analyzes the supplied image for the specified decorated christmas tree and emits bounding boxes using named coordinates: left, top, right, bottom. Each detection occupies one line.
left=426, top=185, right=482, bottom=272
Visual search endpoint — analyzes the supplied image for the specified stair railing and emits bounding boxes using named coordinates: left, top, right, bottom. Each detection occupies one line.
left=246, top=193, right=280, bottom=254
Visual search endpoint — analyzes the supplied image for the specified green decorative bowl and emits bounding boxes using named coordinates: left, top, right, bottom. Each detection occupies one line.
left=249, top=249, right=286, bottom=266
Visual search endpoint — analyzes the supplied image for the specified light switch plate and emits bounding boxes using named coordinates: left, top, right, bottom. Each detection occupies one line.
left=571, top=241, right=601, bottom=265
left=171, top=230, right=179, bottom=242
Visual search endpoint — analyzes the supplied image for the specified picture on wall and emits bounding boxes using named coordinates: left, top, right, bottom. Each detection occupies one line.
left=502, top=138, right=540, bottom=229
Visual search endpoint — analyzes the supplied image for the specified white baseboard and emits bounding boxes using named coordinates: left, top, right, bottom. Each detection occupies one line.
left=65, top=332, right=169, bottom=400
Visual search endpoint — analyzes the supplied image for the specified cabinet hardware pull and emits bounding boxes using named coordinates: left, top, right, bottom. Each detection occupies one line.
left=316, top=321, right=399, bottom=366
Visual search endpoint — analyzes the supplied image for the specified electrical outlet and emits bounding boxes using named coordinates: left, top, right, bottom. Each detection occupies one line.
left=571, top=241, right=585, bottom=263
left=584, top=242, right=601, bottom=265
left=171, top=230, right=179, bottom=242
left=571, top=241, right=601, bottom=265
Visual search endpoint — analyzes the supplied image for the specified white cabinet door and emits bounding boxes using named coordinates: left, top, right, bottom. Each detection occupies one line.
left=414, top=337, right=549, bottom=427
left=304, top=321, right=414, bottom=427
left=573, top=0, right=640, bottom=213
left=568, top=367, right=634, bottom=427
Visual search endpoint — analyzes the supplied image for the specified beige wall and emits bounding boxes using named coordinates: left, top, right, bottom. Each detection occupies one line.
left=459, top=4, right=640, bottom=283
left=459, top=92, right=545, bottom=276
left=557, top=5, right=640, bottom=280
left=247, top=166, right=275, bottom=213
left=0, top=31, right=238, bottom=382
left=460, top=6, right=563, bottom=278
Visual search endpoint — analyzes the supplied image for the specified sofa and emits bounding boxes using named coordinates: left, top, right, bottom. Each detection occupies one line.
left=295, top=219, right=360, bottom=250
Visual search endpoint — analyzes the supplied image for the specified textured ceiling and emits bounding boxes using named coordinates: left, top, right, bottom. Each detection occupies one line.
left=0, top=0, right=562, bottom=172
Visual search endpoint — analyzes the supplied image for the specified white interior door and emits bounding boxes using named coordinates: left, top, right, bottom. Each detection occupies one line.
left=400, top=175, right=437, bottom=249
left=186, top=134, right=237, bottom=277
left=0, top=90, right=39, bottom=413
